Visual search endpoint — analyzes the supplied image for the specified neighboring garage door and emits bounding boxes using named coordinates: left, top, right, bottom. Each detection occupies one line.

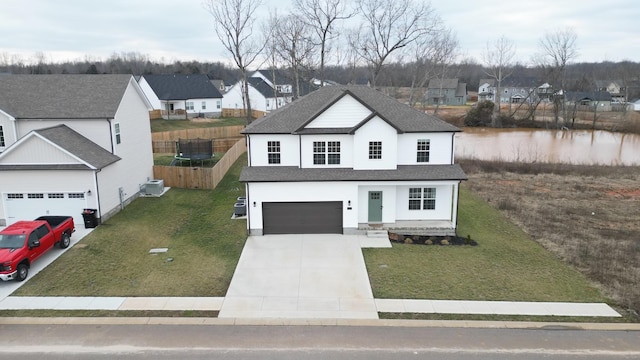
left=3, top=192, right=87, bottom=226
left=262, top=201, right=343, bottom=235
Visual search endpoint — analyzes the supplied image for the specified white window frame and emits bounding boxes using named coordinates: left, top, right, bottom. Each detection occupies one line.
left=267, top=141, right=281, bottom=164
left=201, top=101, right=207, bottom=110
left=416, top=139, right=430, bottom=163
left=408, top=187, right=436, bottom=210
left=186, top=101, right=194, bottom=111
left=114, top=123, right=121, bottom=144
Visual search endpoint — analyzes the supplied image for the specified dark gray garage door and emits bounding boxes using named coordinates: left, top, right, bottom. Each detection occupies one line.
left=262, top=202, right=343, bottom=235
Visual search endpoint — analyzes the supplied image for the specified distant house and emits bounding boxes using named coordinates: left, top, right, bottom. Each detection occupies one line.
left=594, top=80, right=627, bottom=103
left=0, top=75, right=154, bottom=226
left=426, top=79, right=467, bottom=105
left=565, top=91, right=613, bottom=111
left=478, top=77, right=544, bottom=104
left=222, top=77, right=292, bottom=114
left=138, top=74, right=223, bottom=119
left=630, top=99, right=640, bottom=111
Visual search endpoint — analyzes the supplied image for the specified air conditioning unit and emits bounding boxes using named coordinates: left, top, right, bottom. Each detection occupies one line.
left=143, top=179, right=164, bottom=195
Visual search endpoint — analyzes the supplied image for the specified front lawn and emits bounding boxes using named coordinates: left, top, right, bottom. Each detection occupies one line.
left=14, top=157, right=248, bottom=297
left=363, top=185, right=607, bottom=303
left=17, top=165, right=608, bottom=306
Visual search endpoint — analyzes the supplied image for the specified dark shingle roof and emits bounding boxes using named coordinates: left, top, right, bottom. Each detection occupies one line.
left=242, top=86, right=460, bottom=134
left=34, top=125, right=120, bottom=169
left=0, top=74, right=133, bottom=119
left=248, top=77, right=282, bottom=98
left=255, top=69, right=291, bottom=86
left=240, top=164, right=467, bottom=182
left=427, top=78, right=459, bottom=90
left=142, top=74, right=223, bottom=100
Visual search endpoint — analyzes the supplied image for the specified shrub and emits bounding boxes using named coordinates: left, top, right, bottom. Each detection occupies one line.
left=404, top=237, right=413, bottom=244
left=465, top=101, right=494, bottom=127
left=441, top=239, right=449, bottom=245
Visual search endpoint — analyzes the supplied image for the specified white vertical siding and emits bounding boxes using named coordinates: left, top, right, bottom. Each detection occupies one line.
left=397, top=132, right=455, bottom=165
left=305, top=95, right=371, bottom=128
left=222, top=82, right=268, bottom=112
left=352, top=117, right=398, bottom=170
left=299, top=134, right=353, bottom=168
left=15, top=119, right=113, bottom=152
left=247, top=134, right=300, bottom=166
left=97, top=79, right=154, bottom=218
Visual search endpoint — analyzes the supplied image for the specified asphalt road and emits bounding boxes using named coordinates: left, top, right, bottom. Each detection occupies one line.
left=0, top=323, right=639, bottom=359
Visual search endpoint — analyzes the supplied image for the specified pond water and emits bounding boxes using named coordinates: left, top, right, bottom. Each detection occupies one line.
left=455, top=128, right=640, bottom=165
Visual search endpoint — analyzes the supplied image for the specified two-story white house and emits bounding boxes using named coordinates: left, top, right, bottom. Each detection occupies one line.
left=239, top=86, right=467, bottom=236
left=0, top=74, right=154, bottom=226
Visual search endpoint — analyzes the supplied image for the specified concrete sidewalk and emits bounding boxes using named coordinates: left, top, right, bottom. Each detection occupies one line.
left=0, top=296, right=621, bottom=318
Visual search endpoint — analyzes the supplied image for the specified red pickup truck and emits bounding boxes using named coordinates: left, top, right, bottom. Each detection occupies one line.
left=0, top=216, right=75, bottom=282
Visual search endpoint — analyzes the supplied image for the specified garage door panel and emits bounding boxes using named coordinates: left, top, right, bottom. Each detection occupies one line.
left=263, top=202, right=342, bottom=235
left=4, top=192, right=86, bottom=226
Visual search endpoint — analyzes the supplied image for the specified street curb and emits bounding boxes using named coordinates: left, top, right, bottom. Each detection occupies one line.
left=1, top=317, right=639, bottom=330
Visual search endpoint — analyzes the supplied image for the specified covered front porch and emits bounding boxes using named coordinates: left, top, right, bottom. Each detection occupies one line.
left=357, top=220, right=457, bottom=236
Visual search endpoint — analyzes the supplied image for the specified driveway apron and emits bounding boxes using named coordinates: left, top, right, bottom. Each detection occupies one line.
left=219, top=234, right=378, bottom=319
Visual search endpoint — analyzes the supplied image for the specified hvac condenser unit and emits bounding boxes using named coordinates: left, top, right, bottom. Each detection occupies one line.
left=143, top=179, right=164, bottom=195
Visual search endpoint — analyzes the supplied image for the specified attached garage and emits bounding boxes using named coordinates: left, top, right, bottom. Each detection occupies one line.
left=262, top=201, right=343, bottom=235
left=3, top=191, right=87, bottom=227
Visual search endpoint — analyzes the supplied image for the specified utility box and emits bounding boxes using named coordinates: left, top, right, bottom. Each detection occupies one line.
left=143, top=179, right=164, bottom=195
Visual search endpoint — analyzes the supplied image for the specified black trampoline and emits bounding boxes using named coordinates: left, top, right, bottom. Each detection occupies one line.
left=171, top=138, right=215, bottom=166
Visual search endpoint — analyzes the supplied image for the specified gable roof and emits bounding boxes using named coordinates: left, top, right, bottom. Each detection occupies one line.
left=242, top=86, right=460, bottom=134
left=254, top=69, right=292, bottom=86
left=142, top=74, right=223, bottom=100
left=248, top=77, right=283, bottom=98
left=427, top=78, right=459, bottom=90
left=0, top=124, right=120, bottom=170
left=0, top=74, right=134, bottom=119
left=565, top=91, right=613, bottom=102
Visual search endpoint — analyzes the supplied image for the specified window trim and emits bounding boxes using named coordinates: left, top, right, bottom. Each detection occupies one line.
left=408, top=187, right=436, bottom=210
left=0, top=125, right=5, bottom=148
left=369, top=141, right=382, bottom=160
left=114, top=123, right=121, bottom=145
left=313, top=141, right=341, bottom=165
left=186, top=101, right=194, bottom=111
left=416, top=139, right=430, bottom=163
left=267, top=140, right=281, bottom=164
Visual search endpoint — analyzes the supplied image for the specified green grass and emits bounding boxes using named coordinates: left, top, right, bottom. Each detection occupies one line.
left=150, top=118, right=245, bottom=132
left=363, top=185, right=607, bottom=303
left=14, top=157, right=248, bottom=297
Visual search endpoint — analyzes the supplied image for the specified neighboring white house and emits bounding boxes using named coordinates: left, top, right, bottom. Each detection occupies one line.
left=138, top=74, right=223, bottom=119
left=222, top=77, right=292, bottom=113
left=0, top=74, right=154, bottom=227
left=239, top=86, right=467, bottom=236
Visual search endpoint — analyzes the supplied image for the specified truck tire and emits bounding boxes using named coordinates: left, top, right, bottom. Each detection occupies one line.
left=59, top=232, right=71, bottom=249
left=16, top=263, right=28, bottom=282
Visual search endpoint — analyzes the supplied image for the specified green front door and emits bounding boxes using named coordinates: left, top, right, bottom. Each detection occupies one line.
left=368, top=191, right=383, bottom=222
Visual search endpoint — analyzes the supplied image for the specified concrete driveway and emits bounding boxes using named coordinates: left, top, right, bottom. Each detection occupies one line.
left=219, top=234, right=390, bottom=319
left=0, top=226, right=94, bottom=301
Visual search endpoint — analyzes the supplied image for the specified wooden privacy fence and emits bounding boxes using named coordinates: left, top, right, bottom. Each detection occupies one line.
left=152, top=138, right=246, bottom=190
left=153, top=138, right=242, bottom=154
left=152, top=125, right=245, bottom=141
left=222, top=108, right=267, bottom=119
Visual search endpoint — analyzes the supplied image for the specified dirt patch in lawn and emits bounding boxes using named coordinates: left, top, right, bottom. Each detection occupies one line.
left=460, top=159, right=640, bottom=314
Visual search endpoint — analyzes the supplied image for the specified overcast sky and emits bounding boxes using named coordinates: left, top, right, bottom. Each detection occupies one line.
left=1, top=0, right=638, bottom=66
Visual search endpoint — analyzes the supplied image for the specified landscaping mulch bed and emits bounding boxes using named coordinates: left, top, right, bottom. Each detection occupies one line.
left=388, top=232, right=478, bottom=246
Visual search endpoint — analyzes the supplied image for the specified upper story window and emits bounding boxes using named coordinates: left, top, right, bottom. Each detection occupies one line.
left=186, top=101, right=194, bottom=111
left=416, top=139, right=430, bottom=163
left=201, top=101, right=207, bottom=110
left=408, top=187, right=436, bottom=210
left=313, top=141, right=341, bottom=165
left=0, top=125, right=5, bottom=148
left=267, top=141, right=281, bottom=164
left=369, top=141, right=382, bottom=159
left=114, top=123, right=121, bottom=144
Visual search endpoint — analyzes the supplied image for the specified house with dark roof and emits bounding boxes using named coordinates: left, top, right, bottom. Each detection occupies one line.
left=425, top=78, right=467, bottom=106
left=478, top=77, right=548, bottom=104
left=239, top=86, right=466, bottom=236
left=565, top=91, right=613, bottom=111
left=594, top=80, right=627, bottom=103
left=223, top=77, right=294, bottom=114
left=138, top=74, right=223, bottom=119
left=0, top=74, right=154, bottom=227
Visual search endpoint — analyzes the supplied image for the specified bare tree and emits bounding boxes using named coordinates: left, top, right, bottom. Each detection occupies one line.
left=204, top=0, right=265, bottom=124
left=535, top=28, right=578, bottom=128
left=482, top=36, right=516, bottom=127
left=293, top=0, right=354, bottom=86
left=430, top=28, right=459, bottom=114
left=354, top=0, right=439, bottom=87
left=272, top=14, right=317, bottom=99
